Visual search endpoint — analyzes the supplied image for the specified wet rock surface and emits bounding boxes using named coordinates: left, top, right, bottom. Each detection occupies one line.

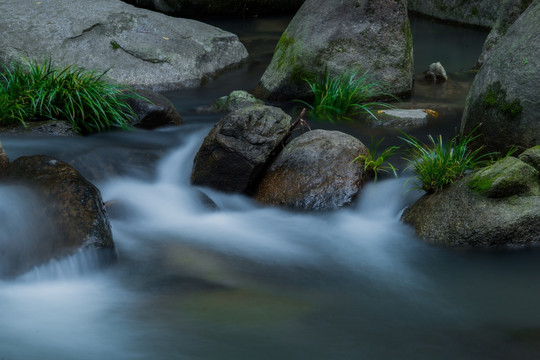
left=191, top=106, right=291, bottom=193
left=1, top=155, right=115, bottom=278
left=402, top=153, right=540, bottom=248
left=255, top=129, right=369, bottom=211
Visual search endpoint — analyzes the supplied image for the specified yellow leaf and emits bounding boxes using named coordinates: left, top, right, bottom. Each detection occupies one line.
left=162, top=37, right=170, bottom=40
left=423, top=109, right=439, bottom=118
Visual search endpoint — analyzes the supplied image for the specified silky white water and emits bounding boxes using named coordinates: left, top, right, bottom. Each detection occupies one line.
left=1, top=128, right=540, bottom=360
left=1, top=15, right=539, bottom=360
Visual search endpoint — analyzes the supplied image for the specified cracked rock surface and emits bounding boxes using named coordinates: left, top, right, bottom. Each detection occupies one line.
left=0, top=0, right=248, bottom=90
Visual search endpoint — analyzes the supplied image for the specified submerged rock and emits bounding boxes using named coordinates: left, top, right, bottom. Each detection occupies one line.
left=254, top=129, right=369, bottom=211
left=461, top=1, right=540, bottom=153
left=424, top=62, right=448, bottom=83
left=408, top=0, right=500, bottom=28
left=255, top=0, right=413, bottom=101
left=374, top=109, right=432, bottom=128
left=402, top=154, right=540, bottom=247
left=126, top=89, right=183, bottom=129
left=2, top=156, right=115, bottom=278
left=0, top=0, right=247, bottom=90
left=191, top=106, right=291, bottom=193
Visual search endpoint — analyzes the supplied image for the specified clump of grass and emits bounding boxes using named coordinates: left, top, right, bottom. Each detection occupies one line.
left=295, top=69, right=394, bottom=122
left=353, top=137, right=400, bottom=182
left=0, top=59, right=140, bottom=134
left=400, top=130, right=494, bottom=193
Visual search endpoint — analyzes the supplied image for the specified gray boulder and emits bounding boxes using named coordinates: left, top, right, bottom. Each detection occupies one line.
left=461, top=1, right=540, bottom=153
left=0, top=0, right=248, bottom=90
left=408, top=0, right=501, bottom=28
left=126, top=89, right=183, bottom=129
left=402, top=155, right=540, bottom=247
left=191, top=106, right=291, bottom=193
left=477, top=0, right=534, bottom=68
left=2, top=156, right=115, bottom=278
left=255, top=0, right=413, bottom=101
left=122, top=0, right=305, bottom=18
left=254, top=130, right=369, bottom=211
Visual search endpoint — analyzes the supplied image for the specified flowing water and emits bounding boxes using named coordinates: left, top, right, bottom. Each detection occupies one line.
left=1, top=15, right=540, bottom=360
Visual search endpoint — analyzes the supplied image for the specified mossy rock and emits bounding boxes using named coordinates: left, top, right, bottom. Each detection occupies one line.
left=519, top=145, right=540, bottom=172
left=256, top=0, right=413, bottom=101
left=468, top=156, right=539, bottom=197
left=461, top=1, right=540, bottom=153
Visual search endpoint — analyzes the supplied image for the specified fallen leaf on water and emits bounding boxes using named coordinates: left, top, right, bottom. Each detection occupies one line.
left=162, top=37, right=170, bottom=40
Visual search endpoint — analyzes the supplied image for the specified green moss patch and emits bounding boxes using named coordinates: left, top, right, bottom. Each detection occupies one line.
left=468, top=156, right=539, bottom=197
left=482, top=81, right=523, bottom=121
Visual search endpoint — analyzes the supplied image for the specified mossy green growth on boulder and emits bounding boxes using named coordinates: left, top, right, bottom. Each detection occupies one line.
left=468, top=156, right=539, bottom=197
left=518, top=145, right=540, bottom=171
left=461, top=1, right=540, bottom=153
left=255, top=0, right=413, bottom=101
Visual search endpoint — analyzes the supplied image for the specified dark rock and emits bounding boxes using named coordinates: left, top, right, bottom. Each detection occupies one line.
left=126, top=89, right=182, bottom=129
left=191, top=105, right=291, bottom=193
left=408, top=0, right=500, bottom=28
left=254, top=129, right=369, bottom=211
left=467, top=156, right=539, bottom=198
left=121, top=0, right=305, bottom=18
left=402, top=170, right=540, bottom=248
left=0, top=120, right=77, bottom=136
left=255, top=0, right=413, bottom=101
left=0, top=0, right=247, bottom=90
left=2, top=156, right=115, bottom=278
left=461, top=2, right=540, bottom=153
left=477, top=0, right=533, bottom=68
left=0, top=141, right=8, bottom=177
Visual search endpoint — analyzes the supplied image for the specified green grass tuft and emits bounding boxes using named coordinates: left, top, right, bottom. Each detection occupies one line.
left=295, top=69, right=394, bottom=122
left=400, top=130, right=494, bottom=193
left=353, top=137, right=400, bottom=182
left=0, top=58, right=141, bottom=135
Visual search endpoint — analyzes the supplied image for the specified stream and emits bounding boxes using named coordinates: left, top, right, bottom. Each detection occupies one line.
left=1, top=15, right=540, bottom=360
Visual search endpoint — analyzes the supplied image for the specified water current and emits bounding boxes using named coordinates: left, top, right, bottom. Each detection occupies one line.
left=1, top=15, right=540, bottom=360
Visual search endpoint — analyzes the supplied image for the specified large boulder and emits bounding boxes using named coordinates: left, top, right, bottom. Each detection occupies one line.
left=254, top=129, right=369, bottom=211
left=121, top=0, right=305, bottom=18
left=1, top=156, right=115, bottom=278
left=0, top=0, right=248, bottom=90
left=402, top=155, right=540, bottom=247
left=408, top=0, right=501, bottom=28
left=476, top=0, right=533, bottom=68
left=191, top=106, right=291, bottom=193
left=461, top=1, right=540, bottom=153
left=255, top=0, right=413, bottom=101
